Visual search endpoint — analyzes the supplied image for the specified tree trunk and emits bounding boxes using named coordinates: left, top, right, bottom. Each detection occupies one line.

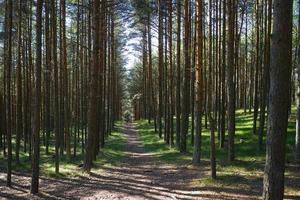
left=84, top=0, right=101, bottom=172
left=30, top=0, right=43, bottom=194
left=253, top=0, right=260, bottom=136
left=193, top=0, right=203, bottom=165
left=51, top=0, right=60, bottom=174
left=16, top=0, right=23, bottom=165
left=60, top=0, right=70, bottom=159
left=262, top=0, right=293, bottom=199
left=158, top=0, right=163, bottom=139
left=5, top=0, right=13, bottom=187
left=44, top=0, right=51, bottom=155
left=168, top=0, right=174, bottom=146
left=220, top=0, right=226, bottom=149
left=208, top=0, right=216, bottom=179
left=295, top=0, right=300, bottom=161
left=227, top=0, right=235, bottom=162
left=258, top=0, right=272, bottom=151
left=180, top=0, right=191, bottom=153
left=176, top=0, right=182, bottom=149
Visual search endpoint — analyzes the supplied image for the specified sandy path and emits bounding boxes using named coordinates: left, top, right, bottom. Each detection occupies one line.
left=85, top=123, right=205, bottom=200
left=0, top=123, right=260, bottom=200
left=82, top=123, right=258, bottom=200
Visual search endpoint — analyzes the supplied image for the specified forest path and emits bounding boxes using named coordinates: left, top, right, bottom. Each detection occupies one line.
left=85, top=123, right=205, bottom=200
left=84, top=123, right=259, bottom=200
left=0, top=123, right=260, bottom=200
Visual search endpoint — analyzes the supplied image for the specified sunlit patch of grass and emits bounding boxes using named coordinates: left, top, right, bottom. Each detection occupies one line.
left=94, top=130, right=126, bottom=169
left=0, top=121, right=125, bottom=178
left=200, top=174, right=251, bottom=187
left=135, top=107, right=299, bottom=194
left=135, top=120, right=190, bottom=164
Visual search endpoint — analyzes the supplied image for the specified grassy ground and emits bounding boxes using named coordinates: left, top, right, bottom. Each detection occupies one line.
left=0, top=122, right=125, bottom=177
left=135, top=109, right=300, bottom=197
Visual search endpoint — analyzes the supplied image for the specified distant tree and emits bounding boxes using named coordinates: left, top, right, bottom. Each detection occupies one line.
left=60, top=0, right=70, bottom=159
left=258, top=0, right=272, bottom=151
left=158, top=0, right=163, bottom=139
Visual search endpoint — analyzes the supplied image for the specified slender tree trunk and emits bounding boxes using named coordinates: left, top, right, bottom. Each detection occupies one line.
left=168, top=0, right=174, bottom=146
left=27, top=0, right=33, bottom=160
left=60, top=0, right=70, bottom=159
left=180, top=0, right=191, bottom=153
left=258, top=0, right=271, bottom=151
left=158, top=0, right=163, bottom=139
left=176, top=0, right=182, bottom=149
left=193, top=0, right=203, bottom=165
left=208, top=0, right=216, bottom=179
left=44, top=0, right=51, bottom=155
left=220, top=0, right=226, bottom=149
left=51, top=0, right=60, bottom=174
left=253, top=0, right=260, bottom=135
left=227, top=0, right=235, bottom=162
left=30, top=0, right=43, bottom=194
left=59, top=0, right=65, bottom=157
left=5, top=0, right=13, bottom=187
left=16, top=0, right=23, bottom=165
left=191, top=23, right=196, bottom=146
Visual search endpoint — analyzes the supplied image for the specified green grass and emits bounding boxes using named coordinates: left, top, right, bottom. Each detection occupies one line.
left=0, top=121, right=125, bottom=177
left=136, top=121, right=192, bottom=164
left=135, top=108, right=299, bottom=191
left=136, top=109, right=296, bottom=164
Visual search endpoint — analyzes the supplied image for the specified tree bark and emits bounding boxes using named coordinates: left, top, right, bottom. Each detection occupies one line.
left=227, top=0, right=235, bottom=162
left=180, top=0, right=191, bottom=153
left=51, top=0, right=60, bottom=174
left=295, top=0, right=300, bottom=160
left=262, top=0, right=293, bottom=199
left=84, top=0, right=101, bottom=172
left=30, top=0, right=43, bottom=194
left=176, top=0, right=182, bottom=149
left=5, top=0, right=13, bottom=187
left=158, top=0, right=163, bottom=139
left=16, top=0, right=23, bottom=164
left=193, top=0, right=203, bottom=165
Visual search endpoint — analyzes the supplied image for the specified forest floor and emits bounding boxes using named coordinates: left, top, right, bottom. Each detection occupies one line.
left=133, top=110, right=300, bottom=200
left=0, top=121, right=300, bottom=200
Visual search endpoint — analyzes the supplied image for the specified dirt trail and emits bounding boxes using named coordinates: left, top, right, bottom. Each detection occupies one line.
left=0, top=123, right=260, bottom=200
left=81, top=123, right=258, bottom=200
left=86, top=123, right=205, bottom=200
